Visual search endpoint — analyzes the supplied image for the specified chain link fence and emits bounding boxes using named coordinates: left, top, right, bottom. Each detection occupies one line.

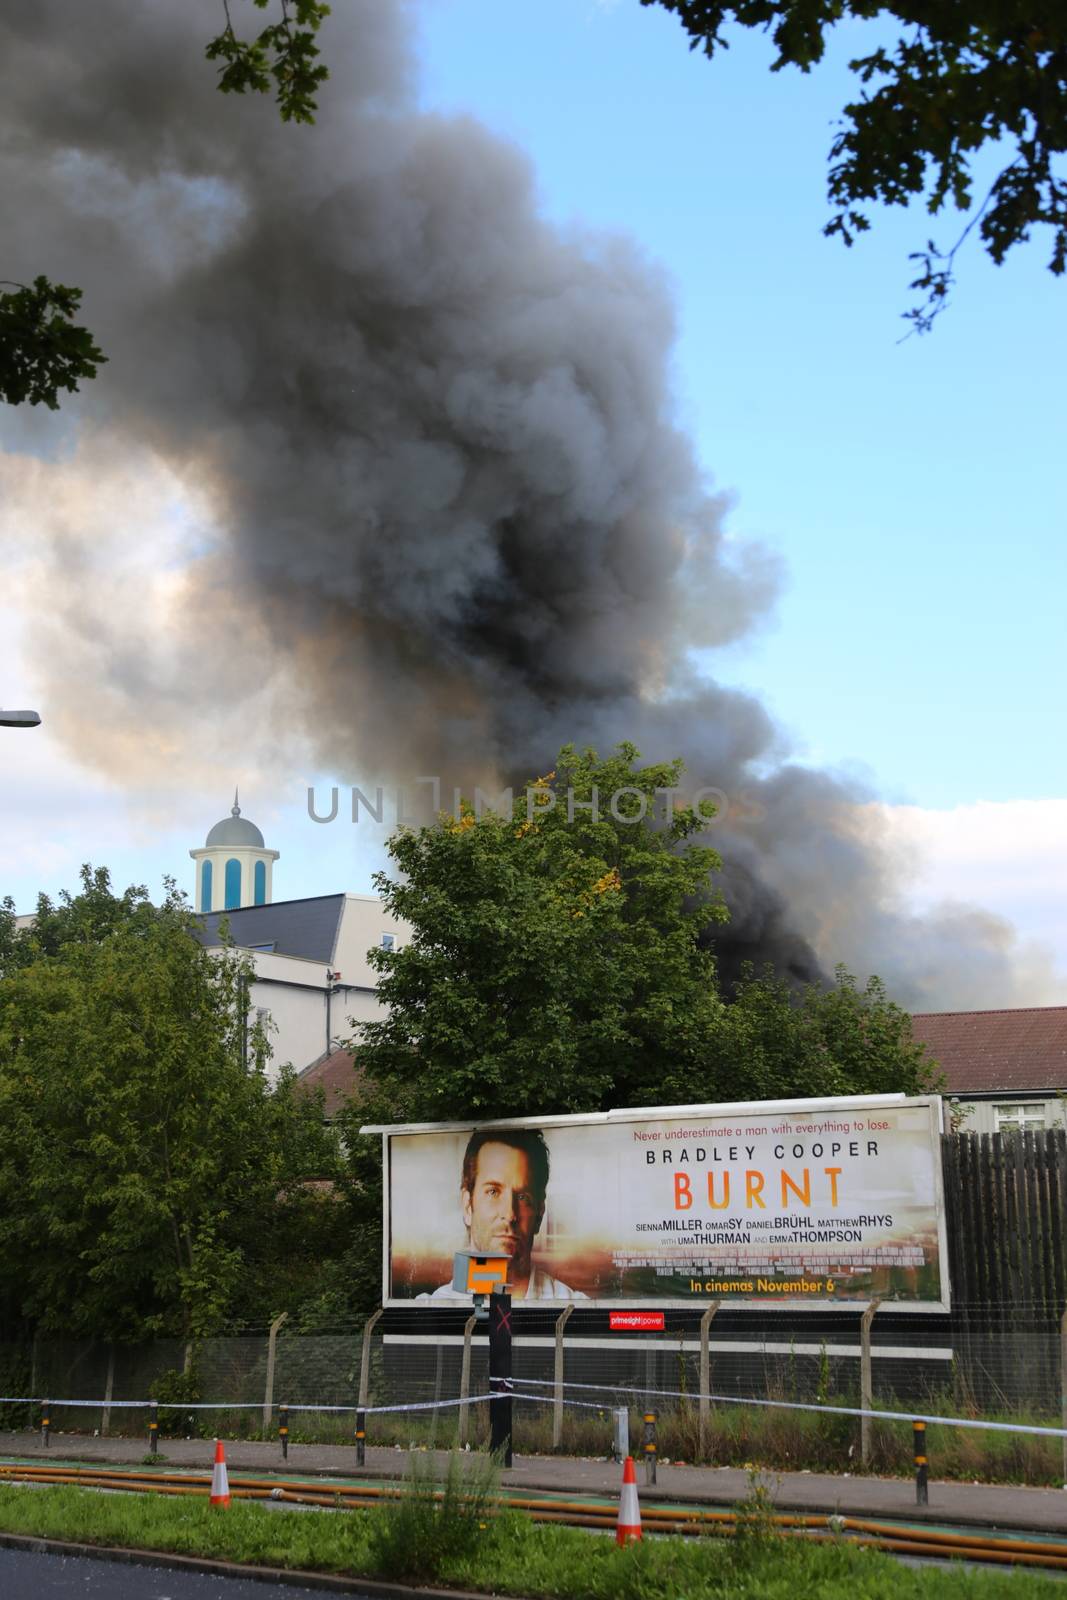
left=3, top=1300, right=1064, bottom=1479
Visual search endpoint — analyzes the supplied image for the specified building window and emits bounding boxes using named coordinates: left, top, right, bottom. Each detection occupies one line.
left=254, top=860, right=267, bottom=906
left=224, top=858, right=241, bottom=910
left=380, top=932, right=396, bottom=951
left=994, top=1102, right=1047, bottom=1133
left=200, top=859, right=212, bottom=912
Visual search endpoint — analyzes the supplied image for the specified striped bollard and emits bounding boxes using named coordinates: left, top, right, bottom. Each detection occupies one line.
left=279, top=1404, right=289, bottom=1462
left=642, top=1411, right=657, bottom=1486
left=148, top=1401, right=159, bottom=1455
left=355, top=1409, right=366, bottom=1467
left=913, top=1420, right=928, bottom=1504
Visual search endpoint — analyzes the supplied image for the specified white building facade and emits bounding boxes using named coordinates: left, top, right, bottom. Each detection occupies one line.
left=192, top=798, right=408, bottom=1077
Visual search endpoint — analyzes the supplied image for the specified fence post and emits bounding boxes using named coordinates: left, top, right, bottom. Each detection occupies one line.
left=29, top=1330, right=38, bottom=1433
left=553, top=1303, right=575, bottom=1450
left=101, top=1342, right=115, bottom=1438
left=913, top=1420, right=928, bottom=1505
left=358, top=1307, right=384, bottom=1410
left=859, top=1298, right=881, bottom=1466
left=698, top=1301, right=719, bottom=1458
left=262, top=1311, right=288, bottom=1431
left=1061, top=1304, right=1067, bottom=1487
left=458, top=1311, right=477, bottom=1448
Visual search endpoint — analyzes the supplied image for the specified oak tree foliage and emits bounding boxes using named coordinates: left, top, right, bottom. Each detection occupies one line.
left=0, top=277, right=106, bottom=408
left=350, top=744, right=937, bottom=1122
left=647, top=0, right=1067, bottom=330
left=206, top=0, right=331, bottom=124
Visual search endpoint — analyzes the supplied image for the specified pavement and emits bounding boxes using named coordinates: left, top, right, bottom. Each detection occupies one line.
left=1, top=1429, right=1065, bottom=1536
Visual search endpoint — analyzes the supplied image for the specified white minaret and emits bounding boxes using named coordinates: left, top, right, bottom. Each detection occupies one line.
left=190, top=790, right=280, bottom=913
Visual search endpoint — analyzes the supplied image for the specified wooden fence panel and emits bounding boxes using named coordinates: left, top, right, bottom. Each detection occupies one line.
left=941, top=1127, right=1067, bottom=1310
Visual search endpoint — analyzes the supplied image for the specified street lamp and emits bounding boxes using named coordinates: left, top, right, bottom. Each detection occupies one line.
left=0, top=708, right=41, bottom=728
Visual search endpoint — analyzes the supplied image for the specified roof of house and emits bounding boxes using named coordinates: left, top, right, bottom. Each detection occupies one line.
left=910, top=1006, right=1067, bottom=1095
left=296, top=1047, right=362, bottom=1118
left=193, top=893, right=346, bottom=963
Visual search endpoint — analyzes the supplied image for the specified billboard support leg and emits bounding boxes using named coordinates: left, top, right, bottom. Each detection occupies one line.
left=553, top=1304, right=574, bottom=1450
left=489, top=1290, right=513, bottom=1468
left=459, top=1311, right=477, bottom=1448
left=860, top=1298, right=881, bottom=1466
left=698, top=1302, right=718, bottom=1459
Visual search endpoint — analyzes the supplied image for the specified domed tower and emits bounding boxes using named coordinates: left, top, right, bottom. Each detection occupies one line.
left=190, top=791, right=280, bottom=913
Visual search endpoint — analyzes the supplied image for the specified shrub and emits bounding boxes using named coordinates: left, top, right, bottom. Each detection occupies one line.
left=366, top=1448, right=500, bottom=1582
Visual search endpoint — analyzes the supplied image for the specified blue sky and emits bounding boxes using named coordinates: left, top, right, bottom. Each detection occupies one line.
left=1, top=0, right=1064, bottom=996
left=417, top=0, right=1067, bottom=808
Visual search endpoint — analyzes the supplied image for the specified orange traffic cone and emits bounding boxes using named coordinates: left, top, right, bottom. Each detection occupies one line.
left=616, top=1455, right=642, bottom=1545
left=210, top=1437, right=230, bottom=1509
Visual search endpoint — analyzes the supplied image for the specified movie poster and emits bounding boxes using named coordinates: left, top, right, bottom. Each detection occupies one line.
left=380, top=1096, right=949, bottom=1309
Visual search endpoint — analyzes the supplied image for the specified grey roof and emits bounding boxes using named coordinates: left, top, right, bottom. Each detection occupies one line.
left=194, top=894, right=346, bottom=963
left=205, top=798, right=264, bottom=848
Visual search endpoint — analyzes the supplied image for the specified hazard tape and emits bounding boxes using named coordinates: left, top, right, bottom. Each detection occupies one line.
left=507, top=1377, right=1067, bottom=1440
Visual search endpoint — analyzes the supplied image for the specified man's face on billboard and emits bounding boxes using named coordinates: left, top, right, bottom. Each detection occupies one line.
left=462, top=1141, right=544, bottom=1266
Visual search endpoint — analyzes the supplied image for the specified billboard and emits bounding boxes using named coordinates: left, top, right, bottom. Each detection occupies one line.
left=370, top=1095, right=949, bottom=1310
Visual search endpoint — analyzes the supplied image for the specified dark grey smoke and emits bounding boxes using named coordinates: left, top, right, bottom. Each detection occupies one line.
left=0, top=0, right=1042, bottom=1007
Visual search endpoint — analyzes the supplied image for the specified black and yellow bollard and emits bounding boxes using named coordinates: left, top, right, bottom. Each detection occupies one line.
left=643, top=1410, right=657, bottom=1486
left=41, top=1403, right=50, bottom=1448
left=913, top=1419, right=928, bottom=1505
left=355, top=1409, right=366, bottom=1468
left=279, top=1405, right=289, bottom=1462
left=148, top=1401, right=159, bottom=1456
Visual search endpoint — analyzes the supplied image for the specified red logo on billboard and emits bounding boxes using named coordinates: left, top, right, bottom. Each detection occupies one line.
left=609, top=1311, right=665, bottom=1331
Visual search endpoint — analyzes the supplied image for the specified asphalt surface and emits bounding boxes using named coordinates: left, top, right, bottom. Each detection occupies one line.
left=0, top=1545, right=372, bottom=1598
left=1, top=1429, right=1064, bottom=1535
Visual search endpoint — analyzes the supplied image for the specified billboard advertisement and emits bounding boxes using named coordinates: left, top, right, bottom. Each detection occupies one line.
left=372, top=1095, right=948, bottom=1310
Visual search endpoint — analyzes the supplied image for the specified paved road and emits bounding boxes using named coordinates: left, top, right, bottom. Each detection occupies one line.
left=0, top=1545, right=372, bottom=1598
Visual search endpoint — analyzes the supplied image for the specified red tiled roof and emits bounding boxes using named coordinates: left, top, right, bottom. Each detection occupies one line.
left=910, top=1006, right=1067, bottom=1095
left=296, top=1047, right=362, bottom=1118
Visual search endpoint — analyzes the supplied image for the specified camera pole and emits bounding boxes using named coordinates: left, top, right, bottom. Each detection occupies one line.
left=488, top=1289, right=513, bottom=1467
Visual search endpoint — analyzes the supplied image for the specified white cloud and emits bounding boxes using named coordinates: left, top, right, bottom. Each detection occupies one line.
left=864, top=797, right=1067, bottom=1004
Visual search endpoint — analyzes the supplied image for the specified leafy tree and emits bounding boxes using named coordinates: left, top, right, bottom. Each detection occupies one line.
left=206, top=0, right=331, bottom=124
left=352, top=743, right=729, bottom=1123
left=1, top=863, right=148, bottom=976
left=0, top=871, right=341, bottom=1339
left=353, top=743, right=939, bottom=1123
left=646, top=0, right=1067, bottom=331
left=0, top=277, right=106, bottom=408
left=681, top=963, right=940, bottom=1109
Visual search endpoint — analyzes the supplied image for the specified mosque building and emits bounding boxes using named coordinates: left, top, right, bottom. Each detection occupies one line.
left=192, top=794, right=409, bottom=1086
left=190, top=791, right=279, bottom=912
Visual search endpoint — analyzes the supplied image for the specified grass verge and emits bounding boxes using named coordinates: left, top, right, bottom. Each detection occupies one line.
left=0, top=1477, right=1063, bottom=1598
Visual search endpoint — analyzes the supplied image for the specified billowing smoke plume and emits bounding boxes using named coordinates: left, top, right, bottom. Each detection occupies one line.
left=0, top=0, right=1046, bottom=1006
